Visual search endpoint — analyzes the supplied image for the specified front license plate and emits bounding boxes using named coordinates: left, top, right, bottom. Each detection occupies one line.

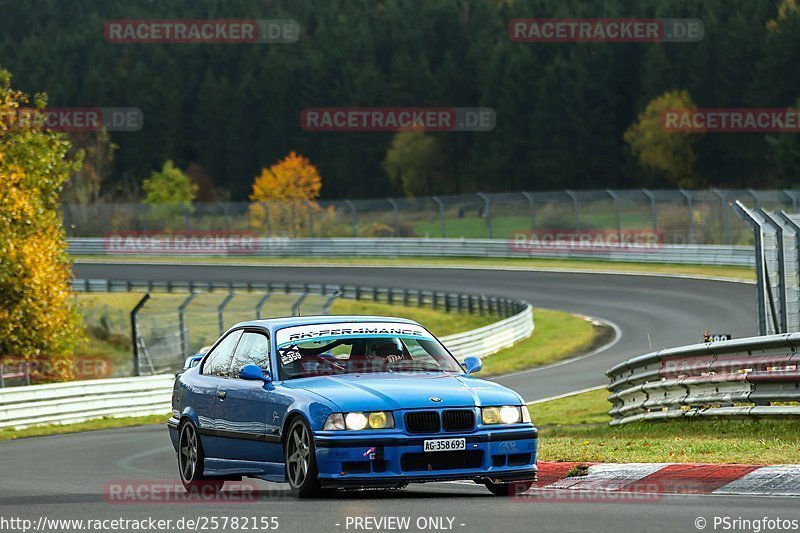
left=423, top=438, right=466, bottom=452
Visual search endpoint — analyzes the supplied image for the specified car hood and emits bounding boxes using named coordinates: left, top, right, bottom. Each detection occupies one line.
left=287, top=372, right=523, bottom=411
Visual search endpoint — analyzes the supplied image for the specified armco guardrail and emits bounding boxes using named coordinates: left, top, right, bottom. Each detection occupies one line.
left=442, top=304, right=533, bottom=360
left=67, top=237, right=755, bottom=267
left=2, top=306, right=533, bottom=429
left=606, top=333, right=800, bottom=425
left=0, top=374, right=173, bottom=429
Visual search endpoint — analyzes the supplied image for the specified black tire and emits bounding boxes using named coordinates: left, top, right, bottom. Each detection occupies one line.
left=178, top=420, right=224, bottom=495
left=483, top=479, right=534, bottom=496
left=285, top=417, right=321, bottom=498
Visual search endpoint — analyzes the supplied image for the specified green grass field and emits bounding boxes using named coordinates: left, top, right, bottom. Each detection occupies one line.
left=531, top=389, right=800, bottom=464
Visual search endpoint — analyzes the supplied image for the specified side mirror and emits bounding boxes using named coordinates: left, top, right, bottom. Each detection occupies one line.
left=239, top=364, right=271, bottom=382
left=183, top=355, right=203, bottom=369
left=462, top=356, right=483, bottom=375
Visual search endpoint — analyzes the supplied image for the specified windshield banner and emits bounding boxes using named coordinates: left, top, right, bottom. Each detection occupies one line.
left=276, top=322, right=432, bottom=348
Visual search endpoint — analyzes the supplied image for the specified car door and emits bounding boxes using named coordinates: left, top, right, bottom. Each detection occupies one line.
left=215, top=330, right=288, bottom=464
left=195, top=329, right=243, bottom=459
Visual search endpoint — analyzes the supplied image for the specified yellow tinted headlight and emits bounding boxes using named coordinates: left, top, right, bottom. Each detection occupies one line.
left=482, top=407, right=501, bottom=424
left=368, top=411, right=393, bottom=429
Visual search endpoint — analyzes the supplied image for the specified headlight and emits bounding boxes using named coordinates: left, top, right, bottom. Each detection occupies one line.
left=324, top=412, right=394, bottom=430
left=482, top=406, right=522, bottom=425
left=522, top=406, right=531, bottom=423
left=323, top=413, right=345, bottom=430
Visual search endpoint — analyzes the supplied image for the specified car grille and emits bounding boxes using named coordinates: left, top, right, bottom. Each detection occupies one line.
left=442, top=410, right=474, bottom=431
left=404, top=411, right=440, bottom=433
left=401, top=451, right=483, bottom=471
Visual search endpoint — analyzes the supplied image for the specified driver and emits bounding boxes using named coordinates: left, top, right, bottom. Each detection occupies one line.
left=372, top=340, right=409, bottom=364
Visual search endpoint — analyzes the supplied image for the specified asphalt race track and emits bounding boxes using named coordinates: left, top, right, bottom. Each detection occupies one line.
left=2, top=262, right=785, bottom=533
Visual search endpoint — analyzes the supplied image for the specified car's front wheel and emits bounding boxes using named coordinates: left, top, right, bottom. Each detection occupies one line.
left=483, top=479, right=534, bottom=496
left=285, top=417, right=321, bottom=498
left=178, top=420, right=224, bottom=495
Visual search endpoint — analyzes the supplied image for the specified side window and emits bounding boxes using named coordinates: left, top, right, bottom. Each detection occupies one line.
left=202, top=330, right=243, bottom=376
left=230, top=332, right=270, bottom=377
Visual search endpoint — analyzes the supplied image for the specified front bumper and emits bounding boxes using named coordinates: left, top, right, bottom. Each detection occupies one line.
left=314, top=427, right=538, bottom=488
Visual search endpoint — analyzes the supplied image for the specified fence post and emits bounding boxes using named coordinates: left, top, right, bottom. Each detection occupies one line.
left=292, top=292, right=308, bottom=316
left=322, top=288, right=343, bottom=314
left=178, top=292, right=198, bottom=358
left=260, top=202, right=271, bottom=237
left=521, top=192, right=536, bottom=230
left=784, top=190, right=797, bottom=213
left=0, top=361, right=4, bottom=388
left=220, top=203, right=231, bottom=236
left=304, top=200, right=314, bottom=238
left=641, top=189, right=658, bottom=234
left=256, top=292, right=272, bottom=320
left=477, top=192, right=492, bottom=239
left=712, top=189, right=730, bottom=244
left=432, top=196, right=445, bottom=237
left=606, top=189, right=621, bottom=241
left=345, top=199, right=358, bottom=237
left=565, top=190, right=580, bottom=232
left=748, top=189, right=762, bottom=210
left=130, top=293, right=151, bottom=377
left=679, top=189, right=695, bottom=244
left=218, top=292, right=236, bottom=336
left=386, top=198, right=400, bottom=237
left=183, top=205, right=191, bottom=232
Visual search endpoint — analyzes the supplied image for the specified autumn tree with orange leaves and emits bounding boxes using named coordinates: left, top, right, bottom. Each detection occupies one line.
left=0, top=68, right=83, bottom=382
left=249, top=151, right=324, bottom=236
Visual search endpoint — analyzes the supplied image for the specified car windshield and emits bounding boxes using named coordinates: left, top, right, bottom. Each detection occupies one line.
left=274, top=322, right=463, bottom=380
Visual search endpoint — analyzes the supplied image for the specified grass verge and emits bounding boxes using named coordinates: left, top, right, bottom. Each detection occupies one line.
left=0, top=414, right=169, bottom=442
left=74, top=255, right=755, bottom=282
left=479, top=311, right=608, bottom=376
left=531, top=389, right=800, bottom=464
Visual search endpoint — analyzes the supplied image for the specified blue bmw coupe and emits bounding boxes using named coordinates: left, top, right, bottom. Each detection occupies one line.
left=168, top=315, right=538, bottom=497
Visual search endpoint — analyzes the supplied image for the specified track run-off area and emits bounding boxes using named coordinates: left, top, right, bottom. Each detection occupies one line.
left=3, top=262, right=791, bottom=533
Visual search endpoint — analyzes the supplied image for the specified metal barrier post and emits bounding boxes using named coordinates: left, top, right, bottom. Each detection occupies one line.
left=477, top=192, right=492, bottom=239
left=130, top=293, right=151, bottom=377
left=387, top=198, right=400, bottom=237
left=345, top=199, right=358, bottom=237
left=679, top=189, right=695, bottom=244
left=606, top=189, right=621, bottom=241
left=784, top=190, right=798, bottom=213
left=322, top=289, right=342, bottom=314
left=712, top=189, right=730, bottom=244
left=256, top=292, right=272, bottom=320
left=260, top=202, right=271, bottom=237
left=218, top=292, right=236, bottom=336
left=432, top=196, right=445, bottom=237
left=641, top=189, right=658, bottom=234
left=565, top=190, right=580, bottom=232
left=521, top=192, right=536, bottom=230
left=292, top=293, right=308, bottom=316
left=178, top=293, right=198, bottom=358
left=304, top=200, right=314, bottom=238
